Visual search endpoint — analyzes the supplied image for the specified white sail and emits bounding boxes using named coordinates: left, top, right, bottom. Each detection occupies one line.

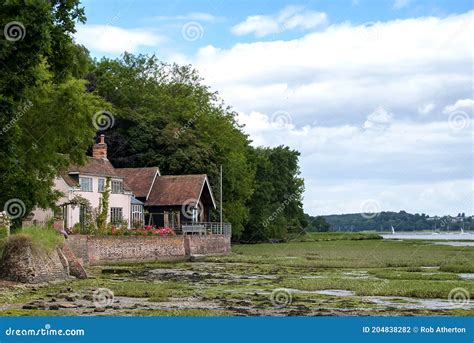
left=391, top=226, right=395, bottom=234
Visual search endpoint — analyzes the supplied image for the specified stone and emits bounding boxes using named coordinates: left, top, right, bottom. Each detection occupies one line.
left=49, top=305, right=59, bottom=310
left=57, top=302, right=78, bottom=309
left=94, top=307, right=106, bottom=312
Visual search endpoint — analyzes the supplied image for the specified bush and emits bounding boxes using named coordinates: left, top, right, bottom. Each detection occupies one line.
left=11, top=226, right=64, bottom=252
left=0, top=226, right=8, bottom=239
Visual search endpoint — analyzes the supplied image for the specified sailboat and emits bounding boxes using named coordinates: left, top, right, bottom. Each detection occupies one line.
left=391, top=226, right=395, bottom=234
left=461, top=227, right=465, bottom=235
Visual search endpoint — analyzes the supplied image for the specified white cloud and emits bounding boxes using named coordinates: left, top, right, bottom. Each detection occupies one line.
left=187, top=11, right=474, bottom=215
left=393, top=0, right=412, bottom=10
left=231, top=6, right=327, bottom=37
left=418, top=103, right=436, bottom=115
left=362, top=107, right=394, bottom=131
left=236, top=111, right=473, bottom=216
left=74, top=25, right=165, bottom=54
left=194, top=11, right=473, bottom=126
left=149, top=12, right=224, bottom=23
left=442, top=98, right=474, bottom=114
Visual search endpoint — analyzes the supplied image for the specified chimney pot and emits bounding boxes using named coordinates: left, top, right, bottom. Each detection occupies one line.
left=100, top=134, right=105, bottom=144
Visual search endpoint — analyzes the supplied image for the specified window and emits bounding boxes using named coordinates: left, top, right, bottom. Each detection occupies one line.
left=131, top=204, right=144, bottom=228
left=79, top=177, right=92, bottom=192
left=98, top=178, right=105, bottom=192
left=111, top=180, right=123, bottom=194
left=110, top=207, right=123, bottom=224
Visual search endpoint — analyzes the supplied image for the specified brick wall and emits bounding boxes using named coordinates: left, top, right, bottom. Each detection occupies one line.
left=67, top=234, right=231, bottom=265
left=185, top=235, right=231, bottom=255
left=0, top=236, right=69, bottom=283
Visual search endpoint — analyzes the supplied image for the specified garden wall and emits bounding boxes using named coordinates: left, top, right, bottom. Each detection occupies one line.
left=67, top=234, right=230, bottom=265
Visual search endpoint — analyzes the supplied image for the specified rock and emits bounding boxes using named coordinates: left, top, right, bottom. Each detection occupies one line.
left=94, top=307, right=106, bottom=312
left=83, top=294, right=93, bottom=301
left=57, top=302, right=78, bottom=308
left=65, top=293, right=80, bottom=302
left=49, top=305, right=59, bottom=310
left=22, top=300, right=47, bottom=310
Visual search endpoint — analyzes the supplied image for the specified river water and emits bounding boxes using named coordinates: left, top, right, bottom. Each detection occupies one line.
left=381, top=232, right=474, bottom=241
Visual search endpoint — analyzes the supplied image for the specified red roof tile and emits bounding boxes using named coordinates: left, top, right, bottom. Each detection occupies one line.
left=68, top=158, right=118, bottom=177
left=146, top=175, right=212, bottom=206
left=115, top=167, right=160, bottom=198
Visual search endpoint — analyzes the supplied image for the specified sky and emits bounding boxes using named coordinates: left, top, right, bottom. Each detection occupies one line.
left=75, top=0, right=474, bottom=216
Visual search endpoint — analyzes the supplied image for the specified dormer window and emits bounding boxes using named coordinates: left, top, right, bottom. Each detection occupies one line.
left=111, top=180, right=124, bottom=194
left=79, top=177, right=92, bottom=192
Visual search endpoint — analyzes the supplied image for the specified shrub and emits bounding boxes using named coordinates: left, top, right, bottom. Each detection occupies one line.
left=0, top=226, right=8, bottom=239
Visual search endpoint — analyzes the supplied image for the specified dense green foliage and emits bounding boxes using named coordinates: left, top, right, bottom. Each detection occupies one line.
left=242, top=146, right=307, bottom=242
left=0, top=0, right=104, bottom=220
left=310, top=211, right=474, bottom=232
left=305, top=215, right=331, bottom=232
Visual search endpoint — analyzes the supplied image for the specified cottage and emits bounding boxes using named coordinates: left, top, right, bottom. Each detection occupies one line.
left=31, top=135, right=220, bottom=233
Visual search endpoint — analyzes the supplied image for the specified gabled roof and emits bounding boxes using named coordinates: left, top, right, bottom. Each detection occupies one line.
left=68, top=157, right=118, bottom=178
left=115, top=167, right=160, bottom=199
left=146, top=175, right=216, bottom=208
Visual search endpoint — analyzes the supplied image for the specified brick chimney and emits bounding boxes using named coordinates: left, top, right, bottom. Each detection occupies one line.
left=92, top=134, right=107, bottom=159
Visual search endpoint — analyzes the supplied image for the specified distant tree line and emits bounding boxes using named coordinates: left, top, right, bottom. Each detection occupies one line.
left=306, top=211, right=474, bottom=232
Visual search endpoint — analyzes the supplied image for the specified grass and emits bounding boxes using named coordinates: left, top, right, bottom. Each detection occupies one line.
left=4, top=226, right=64, bottom=253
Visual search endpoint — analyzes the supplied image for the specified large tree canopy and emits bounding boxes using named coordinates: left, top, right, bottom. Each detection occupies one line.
left=0, top=1, right=104, bottom=219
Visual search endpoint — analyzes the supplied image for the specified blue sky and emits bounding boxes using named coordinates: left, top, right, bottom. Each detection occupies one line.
left=75, top=0, right=474, bottom=216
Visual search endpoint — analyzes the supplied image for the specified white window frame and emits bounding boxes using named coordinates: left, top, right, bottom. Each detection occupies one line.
left=79, top=177, right=92, bottom=192
left=110, top=207, right=123, bottom=224
left=98, top=178, right=105, bottom=192
left=111, top=180, right=123, bottom=194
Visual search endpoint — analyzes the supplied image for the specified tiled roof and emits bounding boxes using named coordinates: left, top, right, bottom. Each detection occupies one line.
left=115, top=167, right=160, bottom=198
left=68, top=158, right=118, bottom=177
left=60, top=172, right=79, bottom=187
left=146, top=175, right=210, bottom=206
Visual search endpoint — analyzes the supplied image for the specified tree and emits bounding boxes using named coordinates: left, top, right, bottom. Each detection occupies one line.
left=89, top=54, right=254, bottom=238
left=242, top=146, right=306, bottom=242
left=309, top=216, right=331, bottom=232
left=0, top=1, right=105, bottom=223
